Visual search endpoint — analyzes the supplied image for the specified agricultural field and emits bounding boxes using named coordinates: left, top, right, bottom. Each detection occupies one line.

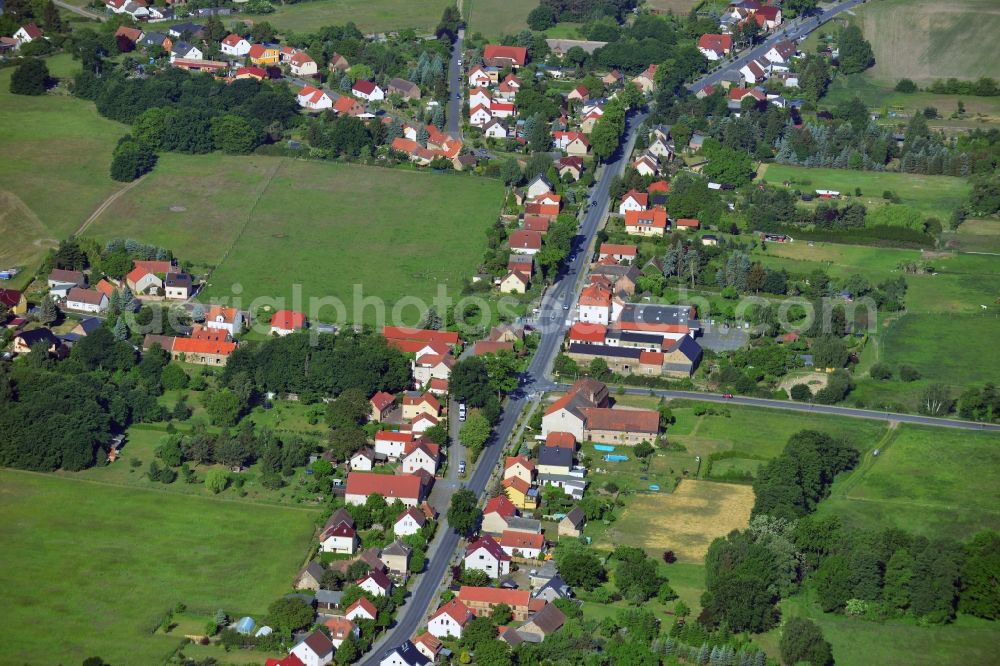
left=880, top=313, right=1000, bottom=386
left=645, top=0, right=699, bottom=16
left=85, top=154, right=505, bottom=325
left=0, top=54, right=127, bottom=282
left=757, top=164, right=971, bottom=221
left=466, top=0, right=535, bottom=38
left=264, top=0, right=450, bottom=34
left=816, top=425, right=1000, bottom=540
left=0, top=469, right=319, bottom=665
left=941, top=218, right=1000, bottom=253
left=591, top=480, right=754, bottom=562
left=854, top=0, right=1000, bottom=85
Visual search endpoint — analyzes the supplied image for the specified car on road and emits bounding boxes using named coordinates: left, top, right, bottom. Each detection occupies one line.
left=722, top=393, right=734, bottom=399
left=458, top=461, right=466, bottom=474
left=457, top=59, right=462, bottom=66
left=455, top=93, right=461, bottom=99
left=458, top=403, right=467, bottom=421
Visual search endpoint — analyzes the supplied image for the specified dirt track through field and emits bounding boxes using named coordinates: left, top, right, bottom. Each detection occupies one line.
left=74, top=177, right=143, bottom=237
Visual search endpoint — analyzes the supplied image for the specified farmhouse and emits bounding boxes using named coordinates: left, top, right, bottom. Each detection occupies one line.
left=542, top=378, right=659, bottom=444
left=616, top=302, right=698, bottom=339
left=205, top=306, right=243, bottom=336
left=428, top=598, right=475, bottom=639
left=270, top=309, right=306, bottom=336
left=599, top=243, right=638, bottom=263
left=65, top=288, right=108, bottom=314
left=483, top=44, right=528, bottom=68
left=345, top=472, right=427, bottom=507
left=352, top=80, right=385, bottom=101
left=170, top=333, right=237, bottom=366
left=388, top=78, right=421, bottom=101
left=501, top=530, right=545, bottom=559
left=624, top=209, right=668, bottom=236
left=458, top=587, right=533, bottom=621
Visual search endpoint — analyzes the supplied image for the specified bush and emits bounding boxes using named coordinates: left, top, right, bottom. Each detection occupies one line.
left=869, top=362, right=892, bottom=380
left=899, top=365, right=921, bottom=382
left=10, top=58, right=51, bottom=95
left=790, top=383, right=812, bottom=401
left=895, top=78, right=917, bottom=93
left=110, top=138, right=157, bottom=182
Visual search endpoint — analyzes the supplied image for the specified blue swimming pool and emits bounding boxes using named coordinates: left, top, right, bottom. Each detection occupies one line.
left=649, top=484, right=661, bottom=491
left=603, top=454, right=629, bottom=462
left=594, top=444, right=616, bottom=452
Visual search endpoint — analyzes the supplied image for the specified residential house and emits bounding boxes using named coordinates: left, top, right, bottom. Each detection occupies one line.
left=289, top=51, right=318, bottom=76
left=469, top=89, right=491, bottom=109
left=289, top=630, right=334, bottom=666
left=517, top=603, right=566, bottom=643
left=270, top=309, right=306, bottom=336
left=329, top=52, right=349, bottom=73
left=632, top=64, right=657, bottom=93
left=358, top=569, right=392, bottom=597
left=370, top=391, right=395, bottom=422
left=509, top=230, right=543, bottom=255
left=482, top=495, right=518, bottom=535
left=504, top=455, right=535, bottom=485
left=12, top=328, right=60, bottom=355
left=248, top=44, right=279, bottom=65
left=526, top=174, right=553, bottom=199
left=298, top=85, right=334, bottom=110
left=145, top=6, right=174, bottom=21
left=402, top=440, right=439, bottom=476
left=468, top=64, right=491, bottom=87
left=379, top=640, right=431, bottom=666
left=412, top=633, right=442, bottom=663
left=695, top=83, right=716, bottom=99
left=469, top=104, right=492, bottom=127
left=508, top=254, right=534, bottom=276
left=138, top=32, right=171, bottom=51
left=350, top=447, right=375, bottom=471
left=113, top=26, right=142, bottom=48
left=458, top=586, right=533, bottom=621
left=662, top=335, right=703, bottom=377
left=332, top=95, right=364, bottom=116
left=394, top=506, right=427, bottom=537
left=345, top=597, right=377, bottom=622
left=294, top=561, right=326, bottom=591
left=167, top=22, right=204, bottom=39
left=388, top=78, right=421, bottom=101
left=428, top=598, right=475, bottom=639
left=533, top=575, right=573, bottom=602
left=578, top=283, right=613, bottom=325
left=345, top=472, right=426, bottom=507
left=502, top=476, right=538, bottom=510
left=698, top=33, right=733, bottom=61
left=126, top=264, right=164, bottom=295
left=401, top=392, right=439, bottom=420
left=545, top=431, right=576, bottom=450
left=352, top=80, right=384, bottom=101
left=764, top=38, right=796, bottom=66
left=483, top=119, right=508, bottom=139
left=235, top=65, right=267, bottom=80
left=558, top=506, right=585, bottom=537
left=465, top=535, right=511, bottom=578
left=496, top=73, right=521, bottom=100
left=14, top=23, right=43, bottom=44
left=624, top=209, right=668, bottom=237
left=601, top=69, right=622, bottom=85
left=65, top=287, right=108, bottom=314
left=599, top=243, right=638, bottom=263
left=410, top=412, right=438, bottom=435
left=647, top=136, right=674, bottom=161
left=164, top=273, right=193, bottom=299
left=47, top=269, right=86, bottom=298
left=674, top=217, right=700, bottom=231
left=169, top=334, right=236, bottom=366
left=633, top=153, right=659, bottom=177
left=320, top=508, right=358, bottom=554
left=756, top=5, right=782, bottom=30
left=324, top=617, right=358, bottom=649
left=499, top=626, right=524, bottom=648
left=537, top=446, right=573, bottom=475
left=566, top=85, right=588, bottom=102
left=374, top=431, right=415, bottom=460
left=170, top=41, right=203, bottom=62
left=557, top=156, right=583, bottom=181
left=499, top=270, right=530, bottom=294
left=380, top=540, right=411, bottom=577
left=501, top=530, right=545, bottom=559
left=483, top=44, right=528, bottom=69
left=0, top=288, right=27, bottom=316
left=739, top=58, right=771, bottom=85
left=315, top=590, right=346, bottom=613
left=552, top=131, right=589, bottom=156
left=490, top=100, right=515, bottom=119
left=205, top=306, right=243, bottom=336
left=618, top=190, right=647, bottom=215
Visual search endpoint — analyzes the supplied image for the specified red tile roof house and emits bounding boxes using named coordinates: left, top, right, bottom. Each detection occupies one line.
left=345, top=471, right=427, bottom=507
left=618, top=190, right=648, bottom=215
left=382, top=326, right=460, bottom=350
left=482, top=494, right=518, bottom=534
left=369, top=390, right=396, bottom=422
left=289, top=629, right=333, bottom=666
left=428, top=598, right=475, bottom=639
left=483, top=44, right=528, bottom=69
left=465, top=534, right=512, bottom=579
left=393, top=506, right=427, bottom=537
left=270, top=309, right=306, bottom=336
left=357, top=568, right=392, bottom=597
left=599, top=243, right=638, bottom=263
left=509, top=230, right=543, bottom=255
left=351, top=79, right=384, bottom=101
left=345, top=596, right=377, bottom=622
left=500, top=529, right=546, bottom=559
left=545, top=431, right=577, bottom=450
left=698, top=33, right=733, bottom=61
left=374, top=430, right=416, bottom=459
left=459, top=586, right=534, bottom=621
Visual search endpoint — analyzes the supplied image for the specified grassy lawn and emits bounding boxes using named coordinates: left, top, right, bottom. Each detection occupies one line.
left=265, top=0, right=450, bottom=34
left=0, top=53, right=127, bottom=274
left=816, top=425, right=1000, bottom=540
left=854, top=0, right=1000, bottom=85
left=0, top=469, right=319, bottom=665
left=942, top=218, right=1000, bottom=253
left=466, top=0, right=536, bottom=38
left=85, top=155, right=505, bottom=324
left=758, top=164, right=971, bottom=221
left=880, top=313, right=1000, bottom=386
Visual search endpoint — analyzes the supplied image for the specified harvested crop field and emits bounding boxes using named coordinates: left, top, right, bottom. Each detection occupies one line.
left=596, top=480, right=754, bottom=562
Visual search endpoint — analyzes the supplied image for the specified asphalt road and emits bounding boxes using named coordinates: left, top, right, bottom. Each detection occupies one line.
left=446, top=29, right=465, bottom=138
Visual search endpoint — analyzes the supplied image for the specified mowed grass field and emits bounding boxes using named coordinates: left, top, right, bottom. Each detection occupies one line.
left=0, top=469, right=319, bottom=665
left=86, top=154, right=505, bottom=324
left=816, top=425, right=1000, bottom=540
left=466, top=0, right=535, bottom=38
left=758, top=164, right=971, bottom=221
left=881, top=313, right=1000, bottom=386
left=592, top=481, right=754, bottom=562
left=856, top=0, right=1000, bottom=85
left=265, top=0, right=450, bottom=34
left=0, top=54, right=127, bottom=274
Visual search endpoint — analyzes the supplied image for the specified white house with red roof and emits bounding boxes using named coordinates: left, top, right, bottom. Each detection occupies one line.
left=220, top=33, right=251, bottom=56
left=428, top=598, right=475, bottom=639
left=633, top=64, right=658, bottom=93
left=345, top=597, right=377, bottom=622
left=320, top=509, right=358, bottom=554
left=352, top=79, right=384, bottom=101
left=504, top=455, right=535, bottom=485
left=698, top=33, right=733, bottom=61
left=270, top=310, right=306, bottom=336
left=412, top=352, right=454, bottom=387
left=578, top=284, right=613, bottom=325
left=599, top=243, right=638, bottom=263
left=410, top=412, right=438, bottom=434
left=401, top=391, right=440, bottom=420
left=552, top=131, right=589, bottom=156
left=345, top=471, right=426, bottom=507
left=496, top=73, right=521, bottom=100
left=394, top=506, right=427, bottom=537
left=468, top=88, right=491, bottom=109
left=297, top=85, right=333, bottom=110
left=483, top=44, right=528, bottom=69
left=618, top=190, right=648, bottom=215
left=764, top=39, right=797, bottom=66
left=358, top=569, right=392, bottom=597
left=374, top=431, right=415, bottom=460
left=14, top=23, right=43, bottom=44
left=500, top=530, right=545, bottom=559
left=633, top=153, right=659, bottom=177
left=289, top=629, right=334, bottom=666
left=289, top=51, right=318, bottom=76
left=740, top=57, right=771, bottom=85
left=402, top=440, right=439, bottom=476
left=465, top=534, right=511, bottom=578
left=205, top=306, right=244, bottom=336
left=126, top=264, right=164, bottom=295
left=469, top=105, right=492, bottom=127
left=567, top=85, right=588, bottom=102
left=509, top=230, right=543, bottom=255
left=490, top=101, right=516, bottom=119
left=468, top=64, right=491, bottom=87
